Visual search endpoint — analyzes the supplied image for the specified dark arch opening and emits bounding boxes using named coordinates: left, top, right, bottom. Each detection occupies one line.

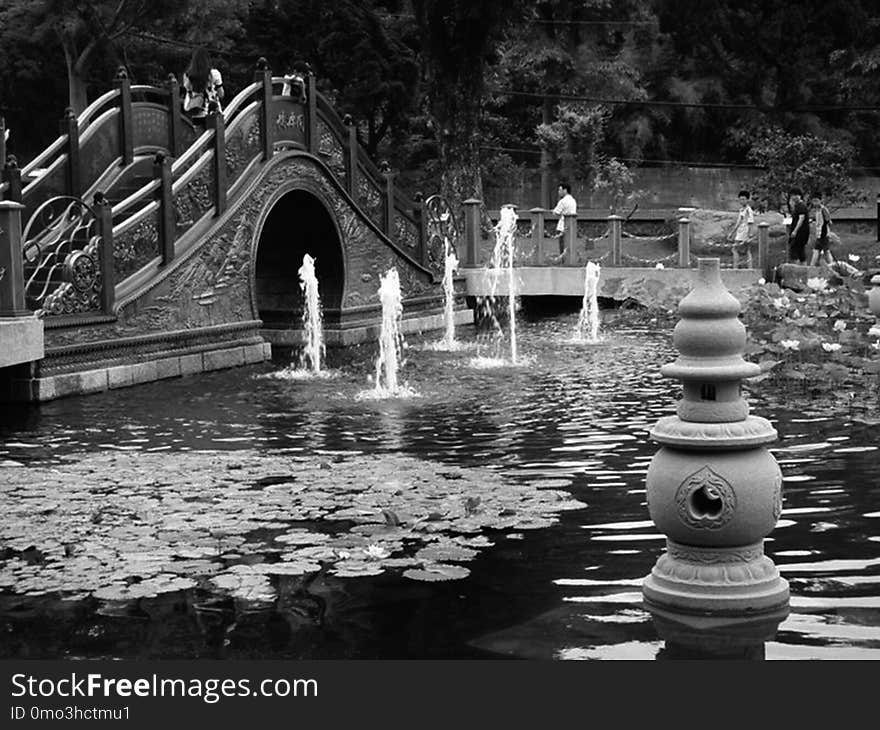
left=254, top=190, right=344, bottom=329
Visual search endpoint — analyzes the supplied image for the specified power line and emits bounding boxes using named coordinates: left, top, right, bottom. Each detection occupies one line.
left=479, top=145, right=763, bottom=168
left=532, top=19, right=656, bottom=26
left=488, top=87, right=880, bottom=113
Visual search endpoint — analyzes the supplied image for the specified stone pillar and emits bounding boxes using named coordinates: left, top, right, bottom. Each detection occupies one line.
left=529, top=207, right=545, bottom=265
left=255, top=58, right=273, bottom=162
left=153, top=152, right=174, bottom=266
left=305, top=68, right=318, bottom=155
left=609, top=215, right=622, bottom=266
left=209, top=106, right=226, bottom=216
left=677, top=217, right=691, bottom=268
left=2, top=156, right=22, bottom=203
left=642, top=258, right=789, bottom=616
left=0, top=200, right=28, bottom=316
left=463, top=198, right=481, bottom=267
left=61, top=108, right=81, bottom=198
left=380, top=160, right=394, bottom=236
left=343, top=114, right=357, bottom=197
left=757, top=222, right=769, bottom=278
left=412, top=191, right=426, bottom=267
left=166, top=74, right=183, bottom=157
left=94, top=193, right=115, bottom=315
left=563, top=213, right=577, bottom=265
left=116, top=67, right=134, bottom=166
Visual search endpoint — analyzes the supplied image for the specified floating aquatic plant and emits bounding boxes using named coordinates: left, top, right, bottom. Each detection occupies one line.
left=0, top=451, right=586, bottom=604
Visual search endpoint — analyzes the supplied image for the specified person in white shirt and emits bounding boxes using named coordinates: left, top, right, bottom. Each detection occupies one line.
left=731, top=189, right=755, bottom=269
left=552, top=182, right=577, bottom=255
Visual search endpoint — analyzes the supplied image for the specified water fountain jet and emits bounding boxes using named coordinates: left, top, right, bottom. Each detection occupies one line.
left=575, top=261, right=601, bottom=344
left=297, top=253, right=325, bottom=374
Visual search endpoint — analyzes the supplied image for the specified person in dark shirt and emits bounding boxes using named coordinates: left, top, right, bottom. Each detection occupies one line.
left=787, top=187, right=809, bottom=263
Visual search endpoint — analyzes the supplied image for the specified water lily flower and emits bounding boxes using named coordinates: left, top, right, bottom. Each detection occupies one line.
left=780, top=339, right=801, bottom=351
left=806, top=277, right=829, bottom=292
left=833, top=320, right=847, bottom=332
left=792, top=309, right=801, bottom=318
left=758, top=277, right=766, bottom=285
left=771, top=297, right=786, bottom=309
left=822, top=342, right=842, bottom=352
left=848, top=254, right=861, bottom=263
left=869, top=326, right=880, bottom=338
left=363, top=544, right=391, bottom=560
left=655, top=263, right=665, bottom=269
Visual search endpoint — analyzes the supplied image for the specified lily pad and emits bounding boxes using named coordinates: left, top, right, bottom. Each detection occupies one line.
left=403, top=564, right=471, bottom=582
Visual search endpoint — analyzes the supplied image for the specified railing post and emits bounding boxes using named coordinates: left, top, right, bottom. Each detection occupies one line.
left=0, top=115, right=6, bottom=171
left=678, top=216, right=691, bottom=267
left=2, top=156, right=22, bottom=203
left=305, top=66, right=318, bottom=155
left=757, top=221, right=769, bottom=278
left=380, top=160, right=394, bottom=236
left=166, top=74, right=183, bottom=157
left=876, top=192, right=879, bottom=243
left=116, top=67, right=134, bottom=166
left=530, top=207, right=545, bottom=264
left=209, top=105, right=227, bottom=216
left=94, top=192, right=115, bottom=314
left=0, top=200, right=28, bottom=316
left=413, top=191, right=426, bottom=266
left=563, top=213, right=577, bottom=265
left=61, top=107, right=81, bottom=198
left=255, top=57, right=273, bottom=162
left=343, top=114, right=357, bottom=197
left=153, top=152, right=174, bottom=266
left=608, top=214, right=622, bottom=266
left=463, top=198, right=482, bottom=267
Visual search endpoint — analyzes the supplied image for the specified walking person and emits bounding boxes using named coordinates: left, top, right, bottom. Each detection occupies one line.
left=182, top=48, right=225, bottom=128
left=809, top=191, right=834, bottom=266
left=787, top=187, right=810, bottom=264
left=552, top=182, right=577, bottom=254
left=730, top=189, right=755, bottom=269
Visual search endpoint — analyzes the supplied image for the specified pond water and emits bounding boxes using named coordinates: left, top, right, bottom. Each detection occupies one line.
left=1, top=311, right=879, bottom=660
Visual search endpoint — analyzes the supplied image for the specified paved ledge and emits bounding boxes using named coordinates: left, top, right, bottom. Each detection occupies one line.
left=262, top=308, right=474, bottom=347
left=462, top=266, right=762, bottom=303
left=0, top=316, right=44, bottom=368
left=5, top=341, right=272, bottom=403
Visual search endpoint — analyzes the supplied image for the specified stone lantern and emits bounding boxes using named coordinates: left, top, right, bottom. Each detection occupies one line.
left=643, top=258, right=789, bottom=615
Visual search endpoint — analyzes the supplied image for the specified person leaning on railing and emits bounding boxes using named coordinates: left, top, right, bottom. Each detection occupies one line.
left=182, top=47, right=225, bottom=128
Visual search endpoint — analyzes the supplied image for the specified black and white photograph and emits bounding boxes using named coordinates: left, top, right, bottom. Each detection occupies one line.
left=1, top=1, right=879, bottom=712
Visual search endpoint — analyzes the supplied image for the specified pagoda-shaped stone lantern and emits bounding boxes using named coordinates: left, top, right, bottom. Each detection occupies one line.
left=643, top=258, right=789, bottom=615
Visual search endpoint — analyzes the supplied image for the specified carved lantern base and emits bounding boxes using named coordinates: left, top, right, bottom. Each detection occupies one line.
left=644, top=540, right=789, bottom=615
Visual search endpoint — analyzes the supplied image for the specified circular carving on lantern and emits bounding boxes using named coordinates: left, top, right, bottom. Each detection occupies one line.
left=64, top=249, right=97, bottom=292
left=674, top=465, right=736, bottom=530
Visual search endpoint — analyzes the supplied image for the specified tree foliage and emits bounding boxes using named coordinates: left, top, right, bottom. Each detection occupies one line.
left=746, top=127, right=864, bottom=212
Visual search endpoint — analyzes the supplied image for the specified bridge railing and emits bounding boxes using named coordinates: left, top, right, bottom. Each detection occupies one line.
left=2, top=58, right=437, bottom=318
left=461, top=200, right=770, bottom=272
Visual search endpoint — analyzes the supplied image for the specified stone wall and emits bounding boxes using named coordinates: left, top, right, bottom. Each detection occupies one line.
left=486, top=165, right=880, bottom=213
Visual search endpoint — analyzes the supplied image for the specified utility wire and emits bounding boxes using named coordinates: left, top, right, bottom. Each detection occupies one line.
left=488, top=87, right=880, bottom=112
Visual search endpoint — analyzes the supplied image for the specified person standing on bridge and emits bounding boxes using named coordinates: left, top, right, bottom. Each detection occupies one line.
left=182, top=48, right=225, bottom=128
left=552, top=182, right=577, bottom=254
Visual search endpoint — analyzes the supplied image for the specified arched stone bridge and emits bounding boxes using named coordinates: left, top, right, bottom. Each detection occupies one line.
left=0, top=63, right=470, bottom=402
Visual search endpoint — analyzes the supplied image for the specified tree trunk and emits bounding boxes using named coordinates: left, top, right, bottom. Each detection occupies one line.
left=432, top=81, right=483, bottom=209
